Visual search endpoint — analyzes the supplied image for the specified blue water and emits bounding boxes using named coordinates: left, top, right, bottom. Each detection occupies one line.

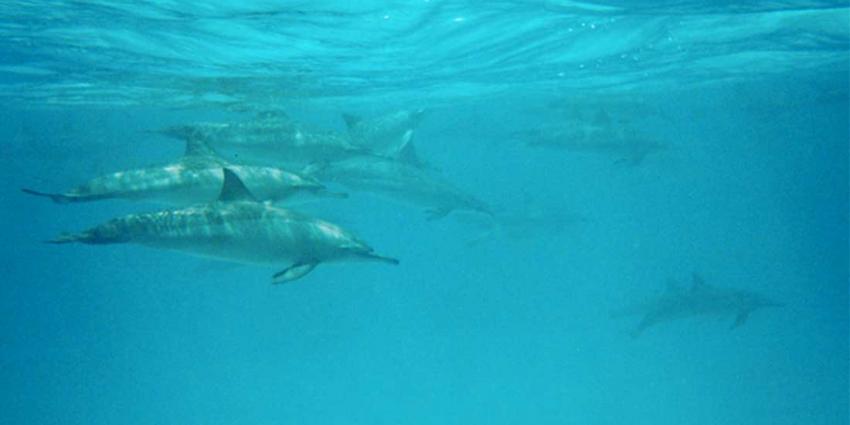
left=1, top=1, right=848, bottom=424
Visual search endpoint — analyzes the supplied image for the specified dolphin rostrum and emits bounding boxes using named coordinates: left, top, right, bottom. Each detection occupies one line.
left=22, top=137, right=335, bottom=205
left=612, top=273, right=782, bottom=337
left=48, top=168, right=398, bottom=283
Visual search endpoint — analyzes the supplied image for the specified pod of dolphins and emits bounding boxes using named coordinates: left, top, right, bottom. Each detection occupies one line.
left=25, top=110, right=489, bottom=284
left=24, top=107, right=781, bottom=335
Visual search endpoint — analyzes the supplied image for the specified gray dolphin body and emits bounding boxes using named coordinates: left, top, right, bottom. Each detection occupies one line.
left=521, top=126, right=665, bottom=165
left=519, top=111, right=666, bottom=165
left=22, top=139, right=328, bottom=205
left=49, top=169, right=397, bottom=283
left=306, top=155, right=491, bottom=220
left=613, top=274, right=782, bottom=337
left=159, top=113, right=368, bottom=168
left=463, top=209, right=586, bottom=245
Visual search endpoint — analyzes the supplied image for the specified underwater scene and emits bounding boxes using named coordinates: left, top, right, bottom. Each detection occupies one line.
left=1, top=1, right=848, bottom=424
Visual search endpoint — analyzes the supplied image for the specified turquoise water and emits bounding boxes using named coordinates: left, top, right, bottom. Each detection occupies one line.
left=1, top=1, right=848, bottom=424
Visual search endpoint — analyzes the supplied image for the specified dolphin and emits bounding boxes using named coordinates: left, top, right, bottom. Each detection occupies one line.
left=157, top=111, right=369, bottom=168
left=612, top=273, right=783, bottom=337
left=304, top=155, right=492, bottom=220
left=462, top=208, right=587, bottom=245
left=518, top=110, right=666, bottom=165
left=22, top=137, right=335, bottom=205
left=342, top=109, right=427, bottom=167
left=48, top=168, right=398, bottom=283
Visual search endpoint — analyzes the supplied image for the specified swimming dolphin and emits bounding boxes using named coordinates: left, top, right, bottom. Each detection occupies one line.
left=157, top=112, right=369, bottom=168
left=518, top=110, right=666, bottom=165
left=22, top=137, right=334, bottom=205
left=48, top=168, right=398, bottom=283
left=342, top=109, right=427, bottom=167
left=462, top=208, right=587, bottom=245
left=612, top=273, right=783, bottom=337
left=304, top=155, right=492, bottom=220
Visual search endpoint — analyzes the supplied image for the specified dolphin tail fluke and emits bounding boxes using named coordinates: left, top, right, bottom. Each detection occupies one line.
left=21, top=188, right=73, bottom=204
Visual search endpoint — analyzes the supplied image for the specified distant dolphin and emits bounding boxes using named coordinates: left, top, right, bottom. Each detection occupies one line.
left=304, top=155, right=492, bottom=220
left=48, top=169, right=398, bottom=283
left=342, top=109, right=427, bottom=167
left=612, top=273, right=783, bottom=337
left=157, top=112, right=369, bottom=168
left=518, top=110, right=666, bottom=165
left=22, top=137, right=336, bottom=205
left=462, top=208, right=587, bottom=245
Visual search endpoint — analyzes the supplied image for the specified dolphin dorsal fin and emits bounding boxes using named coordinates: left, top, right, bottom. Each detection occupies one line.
left=218, top=168, right=257, bottom=202
left=394, top=136, right=427, bottom=167
left=342, top=113, right=362, bottom=130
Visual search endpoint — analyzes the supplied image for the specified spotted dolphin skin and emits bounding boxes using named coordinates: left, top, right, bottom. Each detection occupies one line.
left=22, top=138, right=334, bottom=205
left=612, top=273, right=783, bottom=337
left=48, top=168, right=397, bottom=283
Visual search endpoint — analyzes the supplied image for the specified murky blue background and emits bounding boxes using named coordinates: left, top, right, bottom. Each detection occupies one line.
left=1, top=2, right=847, bottom=424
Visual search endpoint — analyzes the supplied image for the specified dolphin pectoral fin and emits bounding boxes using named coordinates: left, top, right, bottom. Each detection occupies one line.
left=272, top=262, right=318, bottom=284
left=21, top=188, right=73, bottom=204
left=731, top=312, right=750, bottom=330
